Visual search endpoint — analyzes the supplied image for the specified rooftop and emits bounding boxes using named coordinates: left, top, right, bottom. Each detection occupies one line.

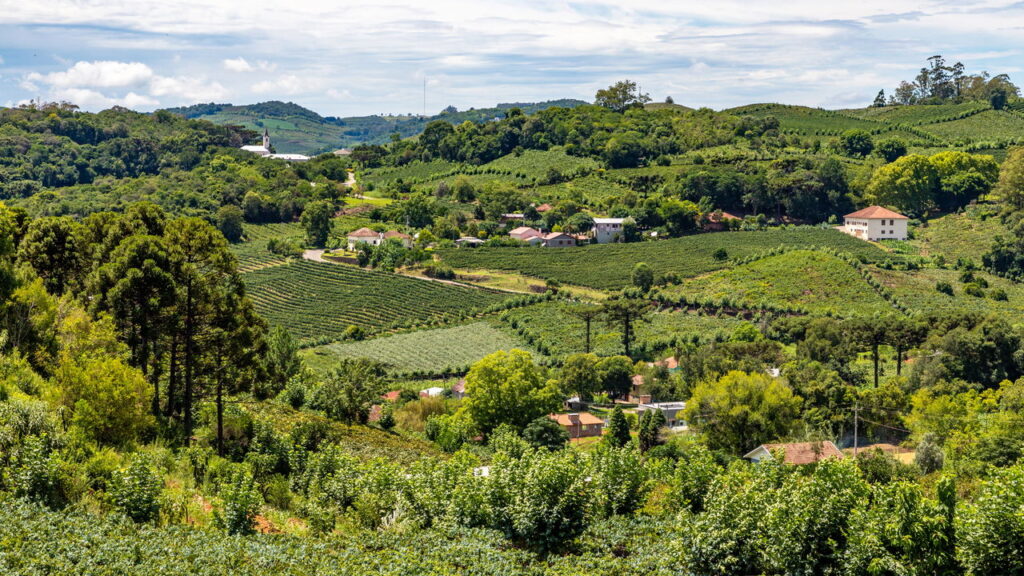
left=348, top=227, right=380, bottom=237
left=745, top=441, right=844, bottom=465
left=549, top=412, right=604, bottom=427
left=593, top=217, right=626, bottom=224
left=844, top=206, right=908, bottom=220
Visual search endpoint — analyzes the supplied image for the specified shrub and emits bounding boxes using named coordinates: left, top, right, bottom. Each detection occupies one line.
left=221, top=470, right=262, bottom=535
left=963, top=282, right=986, bottom=298
left=112, top=457, right=163, bottom=523
left=935, top=281, right=954, bottom=295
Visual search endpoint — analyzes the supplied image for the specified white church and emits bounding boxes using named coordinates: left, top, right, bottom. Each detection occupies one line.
left=240, top=129, right=310, bottom=162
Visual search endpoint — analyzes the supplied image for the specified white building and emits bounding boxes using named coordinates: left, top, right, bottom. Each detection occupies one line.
left=840, top=206, right=908, bottom=241
left=240, top=129, right=309, bottom=161
left=637, top=402, right=687, bottom=428
left=592, top=218, right=626, bottom=243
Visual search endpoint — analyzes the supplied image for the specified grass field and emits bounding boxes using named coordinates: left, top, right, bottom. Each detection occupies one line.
left=911, top=206, right=1006, bottom=264
left=359, top=159, right=464, bottom=188
left=500, top=300, right=745, bottom=358
left=437, top=228, right=891, bottom=291
left=657, top=250, right=897, bottom=317
left=241, top=259, right=524, bottom=346
left=300, top=321, right=536, bottom=375
left=840, top=102, right=989, bottom=125
left=727, top=104, right=885, bottom=135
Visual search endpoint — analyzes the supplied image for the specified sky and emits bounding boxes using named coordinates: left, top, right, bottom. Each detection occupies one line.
left=1, top=1, right=1022, bottom=117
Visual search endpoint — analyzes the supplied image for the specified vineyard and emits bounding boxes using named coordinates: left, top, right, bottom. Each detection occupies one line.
left=911, top=207, right=1006, bottom=263
left=869, top=266, right=1024, bottom=316
left=529, top=174, right=634, bottom=204
left=241, top=259, right=528, bottom=345
left=500, top=300, right=745, bottom=358
left=301, top=321, right=537, bottom=376
left=482, top=148, right=599, bottom=181
left=437, top=228, right=892, bottom=290
left=840, top=101, right=989, bottom=126
left=725, top=104, right=885, bottom=136
left=657, top=250, right=897, bottom=317
left=919, top=110, right=1024, bottom=144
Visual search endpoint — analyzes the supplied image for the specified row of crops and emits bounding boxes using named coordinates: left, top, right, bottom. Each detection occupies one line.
left=655, top=250, right=898, bottom=318
left=437, top=228, right=891, bottom=290
left=301, top=321, right=537, bottom=376
left=241, top=259, right=531, bottom=346
left=499, top=301, right=746, bottom=359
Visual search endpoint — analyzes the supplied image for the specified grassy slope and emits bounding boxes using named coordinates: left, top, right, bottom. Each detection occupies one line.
left=870, top=266, right=1024, bottom=317
left=437, top=228, right=890, bottom=290
left=301, top=321, right=535, bottom=375
left=657, top=250, right=896, bottom=317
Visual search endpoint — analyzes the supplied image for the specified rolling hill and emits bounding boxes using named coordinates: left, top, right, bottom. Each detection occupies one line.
left=163, top=99, right=588, bottom=154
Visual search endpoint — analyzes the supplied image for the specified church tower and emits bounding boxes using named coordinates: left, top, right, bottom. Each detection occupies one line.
left=262, top=128, right=271, bottom=150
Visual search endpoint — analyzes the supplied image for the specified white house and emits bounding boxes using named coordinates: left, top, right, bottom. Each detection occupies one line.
left=509, top=226, right=543, bottom=245
left=420, top=386, right=446, bottom=397
left=840, top=206, right=908, bottom=241
left=637, top=402, right=687, bottom=428
left=592, top=218, right=626, bottom=244
left=347, top=227, right=383, bottom=250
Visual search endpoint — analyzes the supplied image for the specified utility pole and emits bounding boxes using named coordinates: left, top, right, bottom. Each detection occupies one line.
left=853, top=403, right=860, bottom=459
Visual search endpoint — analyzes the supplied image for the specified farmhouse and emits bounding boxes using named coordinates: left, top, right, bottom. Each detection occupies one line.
left=347, top=228, right=413, bottom=250
left=541, top=232, right=576, bottom=247
left=592, top=218, right=626, bottom=244
left=455, top=236, right=485, bottom=247
left=628, top=374, right=651, bottom=404
left=420, top=386, right=445, bottom=398
left=549, top=412, right=604, bottom=439
left=839, top=206, right=908, bottom=241
left=744, top=441, right=844, bottom=465
left=509, top=226, right=543, bottom=245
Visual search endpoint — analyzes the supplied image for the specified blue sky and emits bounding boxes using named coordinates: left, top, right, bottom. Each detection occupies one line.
left=1, top=1, right=1022, bottom=116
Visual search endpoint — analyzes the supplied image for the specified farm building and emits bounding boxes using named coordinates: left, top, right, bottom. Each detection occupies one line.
left=347, top=228, right=412, bottom=250
left=592, top=218, right=626, bottom=244
left=744, top=441, right=844, bottom=465
left=452, top=379, right=466, bottom=400
left=509, top=226, right=544, bottom=245
left=455, top=236, right=485, bottom=247
left=420, top=386, right=446, bottom=398
left=628, top=374, right=651, bottom=404
left=549, top=412, right=604, bottom=439
left=839, top=206, right=908, bottom=241
left=637, top=402, right=687, bottom=428
left=541, top=232, right=576, bottom=247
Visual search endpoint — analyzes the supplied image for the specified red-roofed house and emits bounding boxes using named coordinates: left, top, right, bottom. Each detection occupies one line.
left=549, top=412, right=604, bottom=439
left=628, top=374, right=651, bottom=404
left=541, top=232, right=576, bottom=247
left=535, top=203, right=553, bottom=213
left=744, top=441, right=844, bottom=465
left=381, top=390, right=401, bottom=402
left=383, top=230, right=413, bottom=248
left=347, top=227, right=383, bottom=250
left=452, top=379, right=466, bottom=400
left=840, top=206, right=909, bottom=241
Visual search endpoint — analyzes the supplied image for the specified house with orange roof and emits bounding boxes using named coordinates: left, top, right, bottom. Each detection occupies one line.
left=509, top=226, right=543, bottom=245
left=549, top=412, right=604, bottom=439
left=383, top=230, right=413, bottom=248
left=840, top=206, right=908, bottom=241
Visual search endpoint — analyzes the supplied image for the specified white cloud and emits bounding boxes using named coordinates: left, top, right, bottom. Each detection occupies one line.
left=23, top=60, right=228, bottom=110
left=27, top=61, right=154, bottom=89
left=223, top=57, right=253, bottom=72
left=252, top=75, right=308, bottom=95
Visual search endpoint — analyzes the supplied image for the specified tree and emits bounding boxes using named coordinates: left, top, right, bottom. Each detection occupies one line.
left=594, top=79, right=651, bottom=112
left=53, top=356, right=153, bottom=446
left=637, top=409, right=666, bottom=452
left=875, top=138, right=908, bottom=163
left=463, top=349, right=561, bottom=434
left=601, top=295, right=651, bottom=358
left=867, top=154, right=940, bottom=216
left=631, top=262, right=654, bottom=292
left=112, top=457, right=163, bottom=523
left=300, top=200, right=333, bottom=247
left=17, top=216, right=88, bottom=295
left=957, top=463, right=1024, bottom=575
left=930, top=151, right=999, bottom=210
left=872, top=90, right=887, bottom=107
left=839, top=130, right=874, bottom=157
left=604, top=405, right=631, bottom=448
left=851, top=315, right=892, bottom=388
left=658, top=199, right=700, bottom=236
left=997, top=147, right=1024, bottom=210
left=597, top=355, right=633, bottom=398
left=560, top=353, right=600, bottom=400
left=990, top=86, right=1009, bottom=110
left=567, top=303, right=601, bottom=354
left=683, top=371, right=802, bottom=454
left=259, top=326, right=300, bottom=398
left=522, top=415, right=569, bottom=451
left=915, top=432, right=945, bottom=473
left=215, top=205, right=245, bottom=243
left=310, top=359, right=385, bottom=424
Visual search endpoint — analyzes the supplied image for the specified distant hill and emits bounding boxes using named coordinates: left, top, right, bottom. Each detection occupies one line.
left=163, top=99, right=588, bottom=154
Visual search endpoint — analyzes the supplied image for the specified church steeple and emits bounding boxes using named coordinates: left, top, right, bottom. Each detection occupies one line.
left=262, top=128, right=270, bottom=150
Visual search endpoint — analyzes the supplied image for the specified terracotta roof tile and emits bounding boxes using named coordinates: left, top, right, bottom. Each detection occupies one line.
left=844, top=206, right=908, bottom=220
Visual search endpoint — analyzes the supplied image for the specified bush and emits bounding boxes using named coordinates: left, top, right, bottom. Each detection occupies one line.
left=963, top=282, right=986, bottom=298
left=935, top=281, right=954, bottom=295
left=220, top=470, right=262, bottom=535
left=112, top=457, right=163, bottom=523
left=522, top=416, right=569, bottom=451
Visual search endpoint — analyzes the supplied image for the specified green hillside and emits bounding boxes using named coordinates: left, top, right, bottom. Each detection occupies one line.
left=164, top=99, right=588, bottom=154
